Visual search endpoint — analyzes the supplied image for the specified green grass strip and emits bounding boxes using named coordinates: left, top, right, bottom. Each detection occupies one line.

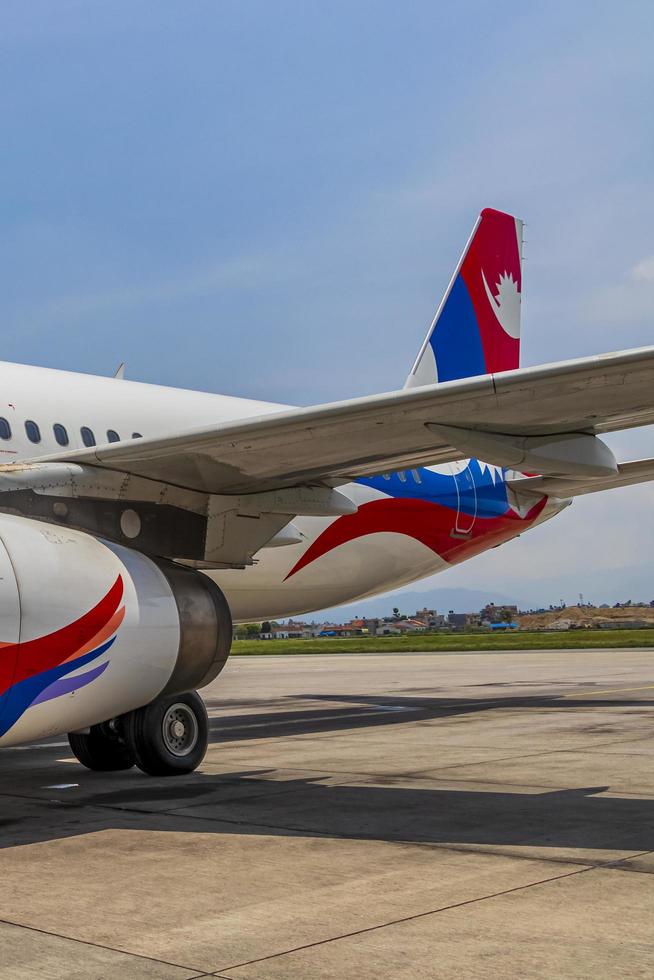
left=231, top=629, right=654, bottom=655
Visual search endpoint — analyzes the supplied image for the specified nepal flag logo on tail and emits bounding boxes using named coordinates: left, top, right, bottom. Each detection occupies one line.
left=429, top=208, right=523, bottom=383
left=467, top=207, right=523, bottom=369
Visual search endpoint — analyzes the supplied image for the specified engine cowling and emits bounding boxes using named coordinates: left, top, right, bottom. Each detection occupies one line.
left=0, top=514, right=231, bottom=748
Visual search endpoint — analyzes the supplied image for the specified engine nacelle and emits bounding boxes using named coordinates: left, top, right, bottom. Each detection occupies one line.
left=0, top=514, right=231, bottom=748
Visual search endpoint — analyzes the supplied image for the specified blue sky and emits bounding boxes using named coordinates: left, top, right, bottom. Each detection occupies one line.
left=3, top=1, right=654, bottom=606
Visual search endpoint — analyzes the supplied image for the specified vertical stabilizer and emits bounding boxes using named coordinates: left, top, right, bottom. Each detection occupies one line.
left=405, top=208, right=523, bottom=387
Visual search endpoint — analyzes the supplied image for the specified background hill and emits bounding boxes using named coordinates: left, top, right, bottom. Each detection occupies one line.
left=518, top=605, right=654, bottom=630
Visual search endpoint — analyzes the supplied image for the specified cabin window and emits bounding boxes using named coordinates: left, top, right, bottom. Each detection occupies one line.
left=53, top=423, right=69, bottom=446
left=106, top=429, right=120, bottom=443
left=25, top=420, right=41, bottom=443
left=81, top=426, right=96, bottom=448
left=131, top=432, right=143, bottom=439
left=0, top=418, right=11, bottom=440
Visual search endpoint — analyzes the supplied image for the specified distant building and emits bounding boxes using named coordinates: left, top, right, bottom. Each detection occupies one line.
left=446, top=611, right=480, bottom=628
left=260, top=621, right=318, bottom=639
left=481, top=603, right=519, bottom=624
left=414, top=607, right=447, bottom=628
left=597, top=618, right=651, bottom=630
left=318, top=621, right=368, bottom=637
left=378, top=618, right=427, bottom=635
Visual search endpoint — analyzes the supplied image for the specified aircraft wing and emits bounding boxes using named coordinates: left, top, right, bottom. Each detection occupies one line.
left=509, top=458, right=654, bottom=499
left=32, top=346, right=654, bottom=495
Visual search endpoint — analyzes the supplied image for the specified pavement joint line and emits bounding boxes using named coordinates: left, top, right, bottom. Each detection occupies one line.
left=0, top=914, right=207, bottom=975
left=92, top=780, right=330, bottom=816
left=222, top=726, right=654, bottom=759
left=212, top=760, right=573, bottom=782
left=214, top=864, right=597, bottom=973
left=97, top=803, right=340, bottom=840
left=164, top=784, right=333, bottom=812
left=403, top=775, right=599, bottom=791
left=413, top=841, right=652, bottom=868
left=0, top=790, right=93, bottom=808
left=209, top=706, right=423, bottom=732
left=564, top=683, right=654, bottom=698
left=603, top=866, right=654, bottom=875
left=602, top=849, right=654, bottom=871
left=412, top=735, right=654, bottom=773
left=583, top=744, right=654, bottom=758
left=205, top=764, right=435, bottom=779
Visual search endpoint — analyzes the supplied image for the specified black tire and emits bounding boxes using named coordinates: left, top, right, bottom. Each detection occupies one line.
left=124, top=691, right=208, bottom=776
left=68, top=724, right=135, bottom=772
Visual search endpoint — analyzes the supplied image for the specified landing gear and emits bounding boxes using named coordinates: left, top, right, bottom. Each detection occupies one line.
left=124, top=691, right=209, bottom=776
left=69, top=691, right=209, bottom=777
left=68, top=722, right=135, bottom=771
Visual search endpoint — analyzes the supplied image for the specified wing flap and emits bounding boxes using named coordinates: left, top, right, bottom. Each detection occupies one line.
left=29, top=346, right=654, bottom=494
left=509, top=458, right=654, bottom=499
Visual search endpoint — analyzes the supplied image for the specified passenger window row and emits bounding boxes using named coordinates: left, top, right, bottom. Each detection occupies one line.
left=0, top=419, right=143, bottom=446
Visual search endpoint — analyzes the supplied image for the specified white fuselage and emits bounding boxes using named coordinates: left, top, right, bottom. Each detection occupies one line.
left=0, top=360, right=562, bottom=621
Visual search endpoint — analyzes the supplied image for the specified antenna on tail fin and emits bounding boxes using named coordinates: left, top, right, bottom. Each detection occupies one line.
left=405, top=208, right=523, bottom=388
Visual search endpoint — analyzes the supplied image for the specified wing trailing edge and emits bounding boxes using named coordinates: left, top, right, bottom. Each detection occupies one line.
left=508, top=458, right=654, bottom=499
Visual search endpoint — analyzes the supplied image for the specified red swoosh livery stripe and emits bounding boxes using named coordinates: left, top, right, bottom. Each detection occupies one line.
left=285, top=497, right=546, bottom=579
left=0, top=576, right=124, bottom=697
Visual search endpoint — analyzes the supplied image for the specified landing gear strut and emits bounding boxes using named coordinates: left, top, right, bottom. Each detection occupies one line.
left=68, top=691, right=209, bottom=777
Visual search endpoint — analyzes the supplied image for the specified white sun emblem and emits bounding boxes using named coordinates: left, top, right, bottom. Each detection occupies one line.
left=481, top=270, right=521, bottom=339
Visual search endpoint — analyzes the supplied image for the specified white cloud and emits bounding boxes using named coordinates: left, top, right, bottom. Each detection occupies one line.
left=582, top=255, right=654, bottom=327
left=630, top=256, right=654, bottom=282
left=33, top=253, right=278, bottom=321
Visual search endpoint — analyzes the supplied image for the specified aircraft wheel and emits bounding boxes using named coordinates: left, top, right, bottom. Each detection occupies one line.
left=68, top=723, right=135, bottom=771
left=124, top=691, right=208, bottom=776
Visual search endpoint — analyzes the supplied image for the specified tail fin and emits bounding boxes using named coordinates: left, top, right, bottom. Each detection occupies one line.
left=405, top=207, right=523, bottom=388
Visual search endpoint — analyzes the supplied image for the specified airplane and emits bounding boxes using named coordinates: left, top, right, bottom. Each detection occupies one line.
left=1, top=206, right=653, bottom=776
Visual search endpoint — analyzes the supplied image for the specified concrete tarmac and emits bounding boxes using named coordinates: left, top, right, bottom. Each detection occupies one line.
left=1, top=648, right=653, bottom=978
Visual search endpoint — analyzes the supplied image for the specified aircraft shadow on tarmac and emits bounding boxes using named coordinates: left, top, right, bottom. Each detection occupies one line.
left=0, top=692, right=652, bottom=855
left=201, top=691, right=654, bottom=742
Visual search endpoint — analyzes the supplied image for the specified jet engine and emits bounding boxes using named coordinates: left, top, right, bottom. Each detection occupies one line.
left=0, top=513, right=231, bottom=768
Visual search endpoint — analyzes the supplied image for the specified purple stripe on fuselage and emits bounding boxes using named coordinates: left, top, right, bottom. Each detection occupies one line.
left=31, top=660, right=109, bottom=707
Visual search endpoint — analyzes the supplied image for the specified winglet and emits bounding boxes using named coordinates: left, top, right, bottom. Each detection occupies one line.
left=405, top=208, right=523, bottom=387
